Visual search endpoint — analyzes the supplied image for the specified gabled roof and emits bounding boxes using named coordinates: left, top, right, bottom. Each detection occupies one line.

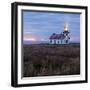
left=49, top=33, right=65, bottom=39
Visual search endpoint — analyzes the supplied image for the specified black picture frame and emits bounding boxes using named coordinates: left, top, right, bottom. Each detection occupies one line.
left=11, top=2, right=88, bottom=87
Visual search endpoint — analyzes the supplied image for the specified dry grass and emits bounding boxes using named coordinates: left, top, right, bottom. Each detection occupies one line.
left=23, top=44, right=80, bottom=77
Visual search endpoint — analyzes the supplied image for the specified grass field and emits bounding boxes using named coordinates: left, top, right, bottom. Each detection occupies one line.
left=23, top=44, right=80, bottom=77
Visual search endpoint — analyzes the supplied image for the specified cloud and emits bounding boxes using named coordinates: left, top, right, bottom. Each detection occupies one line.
left=23, top=11, right=80, bottom=42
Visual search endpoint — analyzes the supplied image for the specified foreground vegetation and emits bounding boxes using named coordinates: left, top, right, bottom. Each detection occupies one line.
left=23, top=44, right=80, bottom=77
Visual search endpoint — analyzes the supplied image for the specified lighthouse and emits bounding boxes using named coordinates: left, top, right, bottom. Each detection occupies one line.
left=63, top=22, right=70, bottom=44
left=49, top=22, right=70, bottom=44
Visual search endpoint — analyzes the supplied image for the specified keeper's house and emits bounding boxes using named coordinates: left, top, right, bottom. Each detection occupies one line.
left=49, top=23, right=70, bottom=44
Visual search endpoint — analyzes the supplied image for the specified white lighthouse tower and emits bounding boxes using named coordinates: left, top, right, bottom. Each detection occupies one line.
left=63, top=22, right=70, bottom=44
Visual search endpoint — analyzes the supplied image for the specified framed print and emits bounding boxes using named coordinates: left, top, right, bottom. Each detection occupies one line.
left=11, top=2, right=88, bottom=87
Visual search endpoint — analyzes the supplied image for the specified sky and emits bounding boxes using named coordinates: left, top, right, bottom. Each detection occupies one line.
left=23, top=11, right=80, bottom=43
